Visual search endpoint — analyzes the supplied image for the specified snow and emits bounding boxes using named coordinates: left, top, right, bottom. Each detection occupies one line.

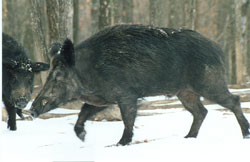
left=229, top=88, right=250, bottom=93
left=1, top=99, right=250, bottom=162
left=47, top=108, right=80, bottom=114
left=142, top=95, right=172, bottom=101
left=140, top=88, right=250, bottom=102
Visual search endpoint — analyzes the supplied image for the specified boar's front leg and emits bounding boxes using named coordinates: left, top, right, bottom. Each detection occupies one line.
left=5, top=104, right=17, bottom=130
left=117, top=97, right=137, bottom=145
left=74, top=103, right=107, bottom=141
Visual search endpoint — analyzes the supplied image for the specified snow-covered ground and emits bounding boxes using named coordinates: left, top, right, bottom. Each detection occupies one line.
left=1, top=93, right=250, bottom=162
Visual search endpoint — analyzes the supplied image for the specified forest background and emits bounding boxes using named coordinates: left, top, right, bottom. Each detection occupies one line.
left=2, top=0, right=250, bottom=87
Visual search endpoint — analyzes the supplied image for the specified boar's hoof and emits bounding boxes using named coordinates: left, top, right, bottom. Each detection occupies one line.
left=244, top=135, right=250, bottom=139
left=243, top=132, right=250, bottom=139
left=184, top=135, right=197, bottom=138
left=7, top=123, right=17, bottom=131
left=118, top=137, right=132, bottom=146
left=74, top=126, right=86, bottom=142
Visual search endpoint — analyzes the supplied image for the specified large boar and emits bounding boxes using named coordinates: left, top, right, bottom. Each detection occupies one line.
left=2, top=33, right=50, bottom=130
left=30, top=25, right=250, bottom=145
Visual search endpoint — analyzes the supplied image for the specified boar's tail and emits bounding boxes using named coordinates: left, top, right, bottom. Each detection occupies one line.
left=184, top=30, right=225, bottom=67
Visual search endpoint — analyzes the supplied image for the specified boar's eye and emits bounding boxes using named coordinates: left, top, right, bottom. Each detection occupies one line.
left=26, top=74, right=33, bottom=84
left=10, top=74, right=17, bottom=83
left=54, top=71, right=65, bottom=81
left=55, top=71, right=62, bottom=77
left=42, top=99, right=48, bottom=106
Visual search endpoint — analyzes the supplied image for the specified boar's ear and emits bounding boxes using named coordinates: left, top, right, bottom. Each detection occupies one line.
left=31, top=62, right=50, bottom=73
left=49, top=42, right=62, bottom=57
left=60, top=38, right=75, bottom=66
left=3, top=58, right=18, bottom=69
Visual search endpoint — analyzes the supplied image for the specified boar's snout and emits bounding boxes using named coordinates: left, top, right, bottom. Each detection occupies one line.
left=15, top=97, right=29, bottom=109
left=29, top=97, right=51, bottom=118
left=29, top=108, right=39, bottom=118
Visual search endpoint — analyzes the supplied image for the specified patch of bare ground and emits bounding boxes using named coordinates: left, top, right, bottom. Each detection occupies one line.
left=21, top=109, right=79, bottom=120
left=2, top=86, right=250, bottom=122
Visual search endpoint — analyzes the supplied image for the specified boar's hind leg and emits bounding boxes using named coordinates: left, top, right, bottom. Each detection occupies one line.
left=178, top=91, right=208, bottom=138
left=201, top=89, right=250, bottom=138
left=74, top=103, right=107, bottom=142
left=117, top=97, right=137, bottom=145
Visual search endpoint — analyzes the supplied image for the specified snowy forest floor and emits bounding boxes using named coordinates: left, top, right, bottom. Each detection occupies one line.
left=1, top=88, right=250, bottom=162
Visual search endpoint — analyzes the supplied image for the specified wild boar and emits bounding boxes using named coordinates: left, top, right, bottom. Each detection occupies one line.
left=2, top=33, right=49, bottom=130
left=30, top=25, right=250, bottom=145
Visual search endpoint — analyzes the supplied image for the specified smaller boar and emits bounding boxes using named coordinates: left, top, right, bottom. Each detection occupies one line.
left=2, top=33, right=50, bottom=130
left=30, top=25, right=250, bottom=145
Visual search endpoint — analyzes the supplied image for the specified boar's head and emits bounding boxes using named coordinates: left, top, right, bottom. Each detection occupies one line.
left=3, top=57, right=50, bottom=109
left=30, top=39, right=82, bottom=117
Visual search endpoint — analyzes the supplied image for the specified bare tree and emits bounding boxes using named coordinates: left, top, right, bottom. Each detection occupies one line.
left=99, top=0, right=111, bottom=30
left=215, top=1, right=231, bottom=81
left=73, top=0, right=79, bottom=44
left=167, top=0, right=176, bottom=28
left=5, top=0, right=15, bottom=37
left=189, top=0, right=199, bottom=30
left=30, top=0, right=73, bottom=84
left=30, top=0, right=49, bottom=63
left=246, top=0, right=250, bottom=77
left=241, top=0, right=250, bottom=81
left=4, top=0, right=250, bottom=86
left=113, top=0, right=134, bottom=25
left=227, top=0, right=237, bottom=84
left=235, top=0, right=244, bottom=84
left=122, top=0, right=133, bottom=23
left=91, top=0, right=100, bottom=34
left=46, top=0, right=73, bottom=45
left=149, top=0, right=161, bottom=26
left=30, top=0, right=50, bottom=84
left=3, top=0, right=34, bottom=58
left=113, top=0, right=122, bottom=24
left=181, top=0, right=189, bottom=27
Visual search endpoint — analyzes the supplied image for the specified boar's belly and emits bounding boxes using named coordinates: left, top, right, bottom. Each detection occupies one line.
left=81, top=95, right=115, bottom=107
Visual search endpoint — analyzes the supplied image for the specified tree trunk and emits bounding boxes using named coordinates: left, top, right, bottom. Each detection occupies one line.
left=149, top=0, right=161, bottom=26
left=73, top=0, right=79, bottom=44
left=235, top=0, right=244, bottom=84
left=4, top=0, right=30, bottom=46
left=91, top=0, right=100, bottom=34
left=46, top=0, right=60, bottom=45
left=113, top=0, right=122, bottom=24
left=5, top=0, right=15, bottom=37
left=99, top=0, right=111, bottom=30
left=30, top=0, right=49, bottom=62
left=58, top=0, right=73, bottom=41
left=122, top=0, right=133, bottom=23
left=246, top=0, right=250, bottom=77
left=168, top=0, right=176, bottom=28
left=242, top=0, right=250, bottom=81
left=181, top=0, right=189, bottom=27
left=30, top=0, right=49, bottom=84
left=228, top=1, right=237, bottom=84
left=216, top=0, right=230, bottom=79
left=189, top=0, right=199, bottom=30
left=30, top=0, right=73, bottom=84
left=46, top=0, right=73, bottom=45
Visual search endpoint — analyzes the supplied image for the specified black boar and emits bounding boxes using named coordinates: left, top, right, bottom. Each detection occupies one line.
left=30, top=25, right=250, bottom=145
left=2, top=33, right=50, bottom=130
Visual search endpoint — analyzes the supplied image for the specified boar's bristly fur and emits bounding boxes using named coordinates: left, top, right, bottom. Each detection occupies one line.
left=2, top=33, right=49, bottom=130
left=30, top=24, right=250, bottom=145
